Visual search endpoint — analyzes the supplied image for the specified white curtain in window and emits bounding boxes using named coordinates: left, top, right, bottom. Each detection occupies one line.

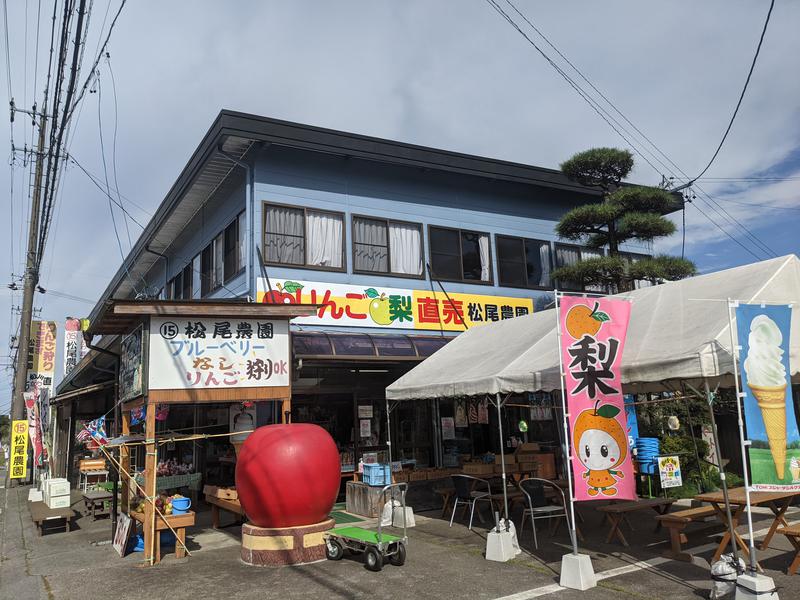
left=581, top=248, right=604, bottom=292
left=266, top=206, right=304, bottom=264
left=478, top=234, right=490, bottom=281
left=213, top=234, right=224, bottom=287
left=389, top=223, right=422, bottom=275
left=538, top=243, right=551, bottom=287
left=237, top=211, right=247, bottom=272
left=192, top=255, right=202, bottom=299
left=354, top=218, right=388, bottom=272
left=306, top=211, right=343, bottom=268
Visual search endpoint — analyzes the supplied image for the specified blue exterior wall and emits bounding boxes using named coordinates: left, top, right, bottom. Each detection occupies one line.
left=143, top=143, right=651, bottom=336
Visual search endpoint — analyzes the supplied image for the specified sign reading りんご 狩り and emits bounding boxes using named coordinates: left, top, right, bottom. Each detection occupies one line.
left=148, top=317, right=290, bottom=390
left=559, top=297, right=634, bottom=501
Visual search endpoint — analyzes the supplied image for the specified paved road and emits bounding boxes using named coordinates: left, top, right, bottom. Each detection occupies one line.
left=2, top=472, right=799, bottom=600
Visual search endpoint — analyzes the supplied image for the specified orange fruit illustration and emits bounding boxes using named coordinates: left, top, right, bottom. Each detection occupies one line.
left=565, top=301, right=609, bottom=339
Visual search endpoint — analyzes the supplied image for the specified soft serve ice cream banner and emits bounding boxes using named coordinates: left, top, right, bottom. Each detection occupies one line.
left=736, top=304, right=798, bottom=490
left=558, top=296, right=635, bottom=501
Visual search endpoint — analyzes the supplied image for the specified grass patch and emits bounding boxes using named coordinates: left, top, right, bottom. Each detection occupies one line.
left=749, top=448, right=800, bottom=485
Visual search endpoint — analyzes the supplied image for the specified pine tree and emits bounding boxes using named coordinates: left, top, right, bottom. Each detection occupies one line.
left=552, top=147, right=696, bottom=292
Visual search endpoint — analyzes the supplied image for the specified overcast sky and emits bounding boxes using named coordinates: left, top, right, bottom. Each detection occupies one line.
left=1, top=1, right=799, bottom=407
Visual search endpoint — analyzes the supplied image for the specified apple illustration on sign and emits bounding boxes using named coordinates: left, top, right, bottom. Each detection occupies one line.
left=262, top=281, right=302, bottom=304
left=365, top=288, right=393, bottom=325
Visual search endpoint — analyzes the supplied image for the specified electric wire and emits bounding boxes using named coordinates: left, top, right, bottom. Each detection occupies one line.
left=690, top=0, right=775, bottom=183
left=68, top=154, right=148, bottom=227
left=490, top=0, right=777, bottom=261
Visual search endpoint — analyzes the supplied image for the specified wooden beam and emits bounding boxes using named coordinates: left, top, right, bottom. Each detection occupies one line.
left=111, top=301, right=318, bottom=318
left=120, top=411, right=131, bottom=514
left=148, top=386, right=290, bottom=404
left=143, top=402, right=157, bottom=565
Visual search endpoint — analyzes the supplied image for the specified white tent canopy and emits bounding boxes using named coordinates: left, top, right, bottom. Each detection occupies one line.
left=387, top=255, right=800, bottom=400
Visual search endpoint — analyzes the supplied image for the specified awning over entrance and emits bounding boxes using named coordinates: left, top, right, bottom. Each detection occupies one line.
left=51, top=381, right=114, bottom=405
left=293, top=332, right=451, bottom=361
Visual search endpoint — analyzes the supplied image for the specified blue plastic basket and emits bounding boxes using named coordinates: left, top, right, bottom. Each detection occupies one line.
left=362, top=463, right=391, bottom=486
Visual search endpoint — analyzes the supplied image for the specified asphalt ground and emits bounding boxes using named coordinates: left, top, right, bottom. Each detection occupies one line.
left=2, top=470, right=799, bottom=600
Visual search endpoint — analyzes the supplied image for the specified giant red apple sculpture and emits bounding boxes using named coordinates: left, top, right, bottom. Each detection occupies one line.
left=235, top=423, right=341, bottom=528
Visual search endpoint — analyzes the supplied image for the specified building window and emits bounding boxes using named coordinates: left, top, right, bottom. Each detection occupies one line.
left=496, top=235, right=552, bottom=289
left=429, top=226, right=491, bottom=283
left=224, top=212, right=246, bottom=282
left=191, top=254, right=201, bottom=299
left=181, top=263, right=193, bottom=300
left=263, top=203, right=344, bottom=270
left=621, top=252, right=654, bottom=289
left=554, top=244, right=607, bottom=292
left=353, top=216, right=423, bottom=277
left=169, top=271, right=183, bottom=300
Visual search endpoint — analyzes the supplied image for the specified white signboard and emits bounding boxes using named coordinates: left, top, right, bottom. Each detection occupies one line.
left=658, top=455, right=683, bottom=489
left=148, top=317, right=290, bottom=390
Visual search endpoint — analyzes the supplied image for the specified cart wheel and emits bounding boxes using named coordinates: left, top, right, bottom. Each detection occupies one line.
left=326, top=539, right=344, bottom=561
left=365, top=547, right=383, bottom=571
left=389, top=542, right=406, bottom=566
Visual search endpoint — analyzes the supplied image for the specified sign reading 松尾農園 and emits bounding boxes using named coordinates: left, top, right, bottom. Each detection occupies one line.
left=148, top=317, right=290, bottom=390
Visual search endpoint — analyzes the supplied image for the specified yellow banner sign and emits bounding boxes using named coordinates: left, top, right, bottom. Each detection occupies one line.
left=257, top=279, right=534, bottom=331
left=10, top=420, right=28, bottom=479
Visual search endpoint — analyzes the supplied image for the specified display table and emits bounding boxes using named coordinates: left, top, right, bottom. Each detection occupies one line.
left=205, top=494, right=246, bottom=528
left=29, top=501, right=75, bottom=536
left=130, top=510, right=195, bottom=563
left=82, top=490, right=113, bottom=520
left=134, top=472, right=202, bottom=492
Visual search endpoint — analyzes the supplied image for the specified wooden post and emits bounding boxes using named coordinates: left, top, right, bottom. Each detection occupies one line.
left=143, top=402, right=157, bottom=565
left=281, top=396, right=291, bottom=424
left=120, top=410, right=131, bottom=514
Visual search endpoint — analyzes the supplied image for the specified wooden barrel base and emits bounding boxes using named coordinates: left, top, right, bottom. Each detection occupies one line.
left=241, top=518, right=335, bottom=566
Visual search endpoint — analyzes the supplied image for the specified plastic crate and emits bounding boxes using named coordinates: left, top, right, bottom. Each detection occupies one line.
left=362, top=463, right=391, bottom=486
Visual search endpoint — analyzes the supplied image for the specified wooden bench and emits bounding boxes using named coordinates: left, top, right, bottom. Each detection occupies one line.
left=777, top=525, right=800, bottom=575
left=656, top=505, right=718, bottom=561
left=130, top=510, right=195, bottom=564
left=433, top=487, right=455, bottom=518
left=597, top=498, right=676, bottom=546
left=29, top=501, right=75, bottom=536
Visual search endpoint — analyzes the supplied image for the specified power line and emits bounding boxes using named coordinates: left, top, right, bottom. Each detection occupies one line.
left=490, top=0, right=777, bottom=260
left=68, top=154, right=148, bottom=227
left=690, top=0, right=775, bottom=183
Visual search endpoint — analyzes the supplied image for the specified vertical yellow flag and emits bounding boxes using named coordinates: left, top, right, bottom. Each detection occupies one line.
left=9, top=420, right=28, bottom=479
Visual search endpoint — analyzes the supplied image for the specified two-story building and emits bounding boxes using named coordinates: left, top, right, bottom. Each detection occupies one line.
left=56, top=110, right=652, bottom=485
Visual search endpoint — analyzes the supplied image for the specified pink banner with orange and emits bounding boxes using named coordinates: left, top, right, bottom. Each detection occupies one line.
left=559, top=296, right=635, bottom=501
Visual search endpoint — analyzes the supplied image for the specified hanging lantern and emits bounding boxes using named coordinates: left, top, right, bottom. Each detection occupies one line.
left=667, top=415, right=680, bottom=431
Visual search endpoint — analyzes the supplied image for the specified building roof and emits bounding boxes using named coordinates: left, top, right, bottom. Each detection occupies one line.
left=86, top=110, right=610, bottom=328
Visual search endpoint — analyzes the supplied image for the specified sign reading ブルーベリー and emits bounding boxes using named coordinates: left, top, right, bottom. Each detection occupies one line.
left=148, top=317, right=290, bottom=390
left=256, top=279, right=533, bottom=331
left=559, top=297, right=634, bottom=501
left=736, top=304, right=798, bottom=491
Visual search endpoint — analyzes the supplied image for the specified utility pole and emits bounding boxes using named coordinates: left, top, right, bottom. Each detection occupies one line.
left=10, top=115, right=47, bottom=431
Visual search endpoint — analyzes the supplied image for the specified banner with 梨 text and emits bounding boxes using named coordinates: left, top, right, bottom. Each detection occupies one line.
left=559, top=296, right=634, bottom=501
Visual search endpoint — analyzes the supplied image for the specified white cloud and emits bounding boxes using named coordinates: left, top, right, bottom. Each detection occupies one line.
left=0, top=0, right=798, bottom=396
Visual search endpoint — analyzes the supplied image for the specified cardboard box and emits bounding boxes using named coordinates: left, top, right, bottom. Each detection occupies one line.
left=45, top=479, right=70, bottom=498
left=518, top=461, right=538, bottom=474
left=464, top=463, right=494, bottom=475
left=408, top=470, right=429, bottom=481
left=203, top=485, right=238, bottom=500
left=47, top=495, right=71, bottom=509
left=494, top=453, right=516, bottom=465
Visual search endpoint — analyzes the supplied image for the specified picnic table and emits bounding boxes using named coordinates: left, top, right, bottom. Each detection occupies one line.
left=596, top=497, right=676, bottom=546
left=205, top=494, right=246, bottom=528
left=694, top=487, right=800, bottom=565
left=82, top=490, right=113, bottom=521
left=29, top=501, right=75, bottom=536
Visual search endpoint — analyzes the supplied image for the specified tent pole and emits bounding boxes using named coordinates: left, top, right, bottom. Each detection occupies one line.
left=494, top=392, right=510, bottom=530
left=385, top=397, right=393, bottom=467
left=703, top=379, right=742, bottom=571
left=726, top=299, right=758, bottom=574
left=555, top=291, right=579, bottom=556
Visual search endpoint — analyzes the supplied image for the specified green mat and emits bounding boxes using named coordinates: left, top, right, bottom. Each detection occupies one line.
left=329, top=510, right=363, bottom=525
left=330, top=526, right=402, bottom=544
